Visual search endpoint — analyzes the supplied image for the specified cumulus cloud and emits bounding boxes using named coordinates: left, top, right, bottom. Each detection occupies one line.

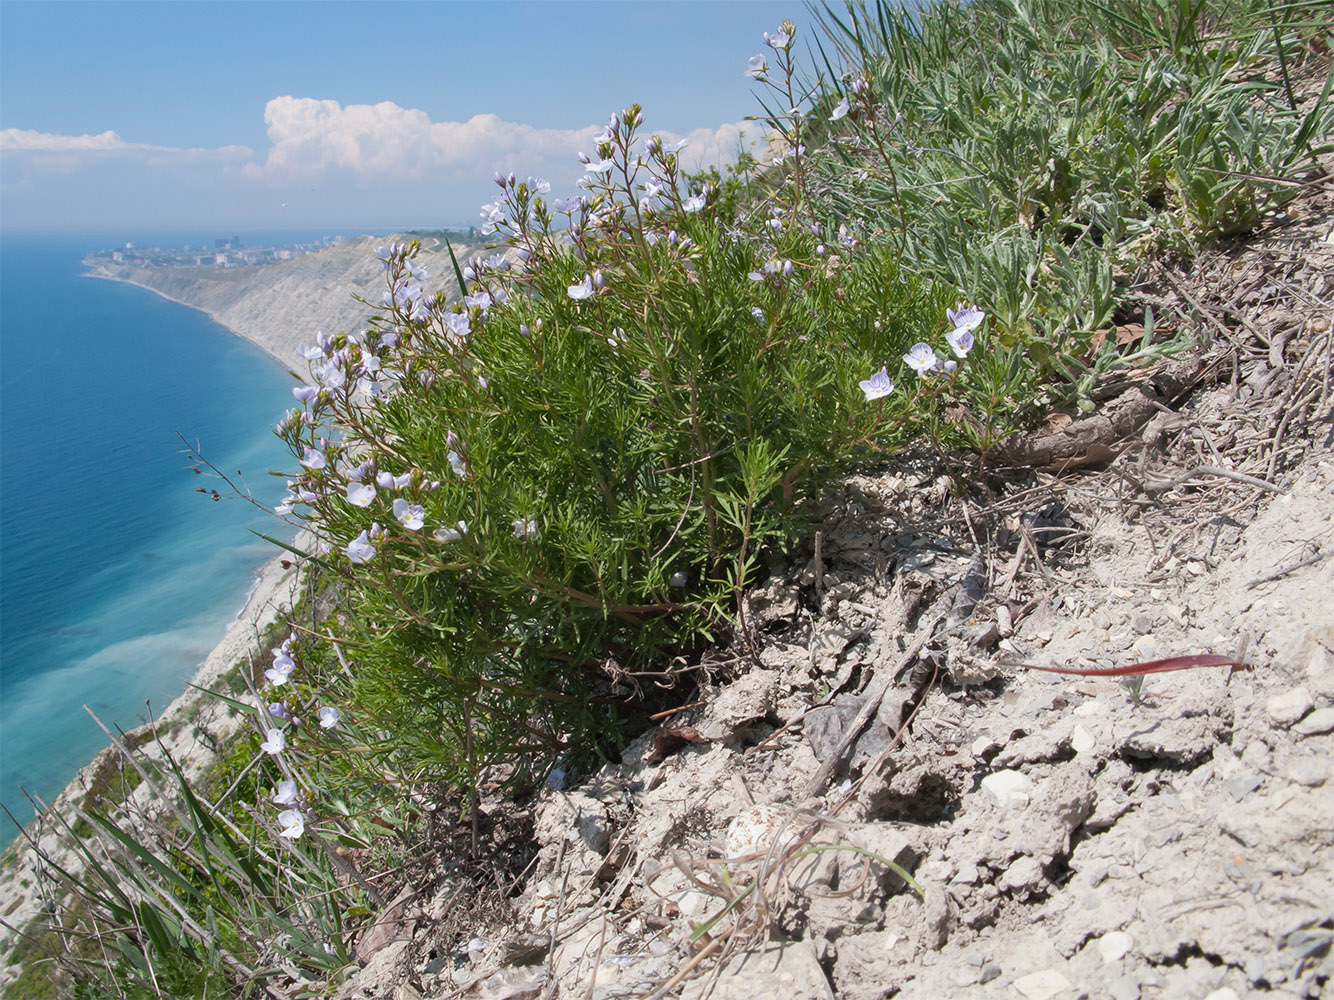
left=241, top=96, right=763, bottom=186
left=0, top=103, right=769, bottom=229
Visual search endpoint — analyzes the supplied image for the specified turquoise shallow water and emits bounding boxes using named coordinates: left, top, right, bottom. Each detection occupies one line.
left=0, top=232, right=323, bottom=835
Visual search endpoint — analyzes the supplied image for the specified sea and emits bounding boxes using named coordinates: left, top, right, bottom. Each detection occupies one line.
left=0, top=230, right=341, bottom=839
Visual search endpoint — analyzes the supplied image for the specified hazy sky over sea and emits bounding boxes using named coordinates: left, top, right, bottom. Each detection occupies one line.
left=1, top=0, right=810, bottom=234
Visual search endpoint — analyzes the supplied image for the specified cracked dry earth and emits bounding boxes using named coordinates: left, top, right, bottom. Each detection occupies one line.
left=336, top=185, right=1334, bottom=1000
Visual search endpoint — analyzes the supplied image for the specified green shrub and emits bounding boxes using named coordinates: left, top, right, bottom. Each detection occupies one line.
left=272, top=99, right=976, bottom=791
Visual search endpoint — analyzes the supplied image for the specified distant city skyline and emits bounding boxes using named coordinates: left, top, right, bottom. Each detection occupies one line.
left=0, top=0, right=811, bottom=233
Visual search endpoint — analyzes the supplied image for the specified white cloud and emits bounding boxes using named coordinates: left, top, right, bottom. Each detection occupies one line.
left=0, top=128, right=252, bottom=175
left=0, top=104, right=769, bottom=229
left=241, top=96, right=762, bottom=186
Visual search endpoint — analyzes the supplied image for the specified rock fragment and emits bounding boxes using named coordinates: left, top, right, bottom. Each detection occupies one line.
left=981, top=769, right=1034, bottom=809
left=1266, top=686, right=1314, bottom=726
left=1293, top=706, right=1334, bottom=735
left=1013, top=968, right=1072, bottom=1000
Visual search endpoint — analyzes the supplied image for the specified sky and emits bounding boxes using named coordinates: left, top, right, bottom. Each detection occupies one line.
left=0, top=0, right=815, bottom=236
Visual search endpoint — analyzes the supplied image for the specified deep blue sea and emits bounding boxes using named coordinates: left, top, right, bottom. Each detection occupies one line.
left=0, top=231, right=338, bottom=837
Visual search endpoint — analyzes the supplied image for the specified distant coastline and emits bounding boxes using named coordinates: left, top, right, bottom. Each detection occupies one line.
left=82, top=269, right=291, bottom=369
left=83, top=230, right=481, bottom=374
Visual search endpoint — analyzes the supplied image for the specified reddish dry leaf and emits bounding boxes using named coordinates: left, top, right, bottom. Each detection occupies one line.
left=1011, top=654, right=1241, bottom=677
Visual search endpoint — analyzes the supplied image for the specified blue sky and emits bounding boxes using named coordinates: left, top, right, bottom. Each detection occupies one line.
left=1, top=1, right=813, bottom=235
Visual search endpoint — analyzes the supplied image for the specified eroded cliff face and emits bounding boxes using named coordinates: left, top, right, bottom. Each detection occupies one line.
left=86, top=234, right=477, bottom=372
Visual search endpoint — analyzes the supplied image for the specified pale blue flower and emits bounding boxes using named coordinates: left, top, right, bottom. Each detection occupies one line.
left=682, top=193, right=707, bottom=213
left=568, top=275, right=595, bottom=300
left=346, top=531, right=376, bottom=564
left=448, top=451, right=466, bottom=477
left=830, top=97, right=850, bottom=121
left=393, top=498, right=424, bottom=530
left=859, top=367, right=894, bottom=401
left=903, top=343, right=938, bottom=375
left=512, top=518, right=539, bottom=540
left=292, top=384, right=318, bottom=403
left=318, top=706, right=341, bottom=730
left=585, top=158, right=614, bottom=175
left=479, top=202, right=505, bottom=232
left=765, top=28, right=790, bottom=49
left=747, top=55, right=768, bottom=77
left=299, top=342, right=326, bottom=360
left=947, top=304, right=985, bottom=332
left=299, top=447, right=326, bottom=470
left=945, top=326, right=975, bottom=358
left=346, top=482, right=376, bottom=507
left=260, top=728, right=286, bottom=755
left=433, top=520, right=468, bottom=543
left=445, top=312, right=471, bottom=340
left=376, top=471, right=396, bottom=489
left=277, top=808, right=305, bottom=839
left=273, top=780, right=299, bottom=806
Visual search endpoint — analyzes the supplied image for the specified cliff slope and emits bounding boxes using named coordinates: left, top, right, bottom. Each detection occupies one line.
left=85, top=234, right=477, bottom=373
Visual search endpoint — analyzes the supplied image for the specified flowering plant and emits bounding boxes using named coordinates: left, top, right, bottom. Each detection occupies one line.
left=269, top=99, right=956, bottom=790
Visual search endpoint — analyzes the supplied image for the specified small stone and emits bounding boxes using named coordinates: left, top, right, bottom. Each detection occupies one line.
left=1014, top=969, right=1072, bottom=1000
left=1000, top=855, right=1045, bottom=891
left=951, top=862, right=980, bottom=885
left=964, top=949, right=985, bottom=967
left=981, top=769, right=1034, bottom=809
left=972, top=736, right=999, bottom=757
left=1203, top=990, right=1239, bottom=1000
left=1097, top=930, right=1134, bottom=963
left=1132, top=612, right=1154, bottom=634
left=1266, top=687, right=1314, bottom=726
left=1225, top=774, right=1262, bottom=801
left=724, top=804, right=793, bottom=858
left=1132, top=635, right=1160, bottom=659
left=1293, top=706, right=1334, bottom=736
left=1286, top=757, right=1329, bottom=786
left=978, top=964, right=1002, bottom=984
left=1108, top=975, right=1141, bottom=1000
left=1071, top=724, right=1096, bottom=754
